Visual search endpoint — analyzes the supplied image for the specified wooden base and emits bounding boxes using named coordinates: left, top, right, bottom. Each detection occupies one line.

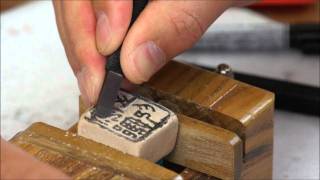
left=10, top=122, right=180, bottom=180
left=11, top=60, right=274, bottom=179
left=137, top=61, right=274, bottom=179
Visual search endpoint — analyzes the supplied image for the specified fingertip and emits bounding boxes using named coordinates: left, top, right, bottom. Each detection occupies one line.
left=121, top=52, right=144, bottom=84
left=96, top=11, right=112, bottom=55
left=121, top=78, right=138, bottom=92
left=57, top=1, right=107, bottom=106
left=121, top=0, right=233, bottom=84
left=76, top=66, right=105, bottom=106
left=121, top=41, right=167, bottom=84
left=94, top=0, right=132, bottom=56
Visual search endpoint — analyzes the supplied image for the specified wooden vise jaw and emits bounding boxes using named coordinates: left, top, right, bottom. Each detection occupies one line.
left=11, top=60, right=274, bottom=180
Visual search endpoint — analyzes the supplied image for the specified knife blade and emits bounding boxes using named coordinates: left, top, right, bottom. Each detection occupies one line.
left=95, top=0, right=148, bottom=118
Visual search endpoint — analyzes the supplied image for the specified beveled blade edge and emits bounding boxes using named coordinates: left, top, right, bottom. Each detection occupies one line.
left=95, top=71, right=123, bottom=118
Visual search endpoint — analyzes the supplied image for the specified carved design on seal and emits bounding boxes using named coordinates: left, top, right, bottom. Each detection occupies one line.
left=84, top=91, right=171, bottom=142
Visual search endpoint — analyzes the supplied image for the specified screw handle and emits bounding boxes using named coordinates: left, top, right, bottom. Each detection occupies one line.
left=106, top=0, right=148, bottom=74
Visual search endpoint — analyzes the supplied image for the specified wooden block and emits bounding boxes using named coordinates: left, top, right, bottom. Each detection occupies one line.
left=10, top=122, right=181, bottom=180
left=8, top=60, right=272, bottom=179
left=135, top=60, right=274, bottom=179
left=180, top=168, right=218, bottom=180
left=168, top=114, right=242, bottom=179
left=79, top=98, right=243, bottom=180
left=78, top=90, right=178, bottom=162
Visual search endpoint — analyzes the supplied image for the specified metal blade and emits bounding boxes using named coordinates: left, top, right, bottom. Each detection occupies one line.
left=95, top=71, right=123, bottom=118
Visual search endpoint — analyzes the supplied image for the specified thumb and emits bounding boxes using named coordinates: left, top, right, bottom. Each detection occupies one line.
left=120, top=0, right=233, bottom=84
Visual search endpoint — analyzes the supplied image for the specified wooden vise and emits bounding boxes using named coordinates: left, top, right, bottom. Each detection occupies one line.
left=10, top=61, right=274, bottom=179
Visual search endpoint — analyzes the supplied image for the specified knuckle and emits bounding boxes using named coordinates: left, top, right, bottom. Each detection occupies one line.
left=168, top=8, right=205, bottom=44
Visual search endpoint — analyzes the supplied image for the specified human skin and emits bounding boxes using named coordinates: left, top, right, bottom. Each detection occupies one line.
left=52, top=0, right=253, bottom=107
left=1, top=1, right=256, bottom=178
left=1, top=138, right=70, bottom=179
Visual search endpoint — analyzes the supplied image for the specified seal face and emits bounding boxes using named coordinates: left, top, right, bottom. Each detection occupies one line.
left=84, top=91, right=171, bottom=142
left=79, top=90, right=178, bottom=162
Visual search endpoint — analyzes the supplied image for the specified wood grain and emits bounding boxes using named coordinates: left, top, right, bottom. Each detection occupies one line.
left=78, top=103, right=243, bottom=180
left=0, top=0, right=29, bottom=12
left=10, top=122, right=179, bottom=180
left=168, top=114, right=242, bottom=179
left=180, top=168, right=218, bottom=180
left=78, top=60, right=274, bottom=179
left=136, top=61, right=274, bottom=179
left=11, top=59, right=272, bottom=179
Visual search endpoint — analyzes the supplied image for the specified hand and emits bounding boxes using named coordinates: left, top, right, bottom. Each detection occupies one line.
left=53, top=0, right=251, bottom=106
left=1, top=138, right=70, bottom=179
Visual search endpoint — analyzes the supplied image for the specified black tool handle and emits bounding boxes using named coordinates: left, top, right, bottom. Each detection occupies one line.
left=106, top=0, right=148, bottom=74
left=289, top=24, right=320, bottom=55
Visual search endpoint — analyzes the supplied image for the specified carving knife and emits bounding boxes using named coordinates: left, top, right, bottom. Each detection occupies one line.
left=95, top=0, right=148, bottom=118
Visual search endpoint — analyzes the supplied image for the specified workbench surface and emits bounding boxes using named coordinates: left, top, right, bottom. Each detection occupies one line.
left=1, top=1, right=319, bottom=179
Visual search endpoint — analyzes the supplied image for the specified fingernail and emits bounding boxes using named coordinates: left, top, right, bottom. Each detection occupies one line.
left=96, top=12, right=111, bottom=55
left=130, top=41, right=166, bottom=82
left=76, top=68, right=101, bottom=107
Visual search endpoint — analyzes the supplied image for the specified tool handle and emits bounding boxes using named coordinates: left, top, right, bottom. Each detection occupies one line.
left=106, top=0, right=148, bottom=74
